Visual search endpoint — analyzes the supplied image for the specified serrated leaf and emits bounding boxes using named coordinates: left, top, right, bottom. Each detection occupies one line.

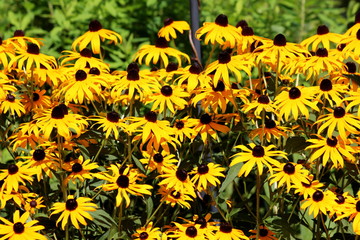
left=219, top=164, right=241, bottom=193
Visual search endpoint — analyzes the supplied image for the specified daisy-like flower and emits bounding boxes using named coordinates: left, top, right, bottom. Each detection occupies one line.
left=72, top=20, right=122, bottom=54
left=193, top=113, right=230, bottom=143
left=292, top=176, right=324, bottom=199
left=301, top=190, right=333, bottom=217
left=20, top=89, right=51, bottom=113
left=139, top=150, right=178, bottom=174
left=214, top=222, right=249, bottom=240
left=180, top=214, right=218, bottom=240
left=24, top=197, right=46, bottom=214
left=249, top=225, right=278, bottom=240
left=301, top=25, right=343, bottom=51
left=0, top=37, right=15, bottom=69
left=344, top=89, right=360, bottom=116
left=0, top=210, right=46, bottom=240
left=242, top=94, right=275, bottom=116
left=204, top=51, right=252, bottom=87
left=158, top=18, right=190, bottom=41
left=175, top=62, right=210, bottom=92
left=306, top=135, right=356, bottom=168
left=196, top=14, right=241, bottom=48
left=98, top=164, right=152, bottom=207
left=51, top=195, right=97, bottom=230
left=62, top=156, right=99, bottom=185
left=9, top=43, right=57, bottom=71
left=6, top=30, right=43, bottom=50
left=190, top=163, right=225, bottom=192
left=171, top=222, right=207, bottom=240
left=235, top=26, right=267, bottom=54
left=269, top=162, right=310, bottom=192
left=158, top=186, right=194, bottom=209
left=158, top=166, right=196, bottom=198
left=0, top=72, right=16, bottom=99
left=230, top=143, right=287, bottom=177
left=146, top=84, right=189, bottom=114
left=60, top=48, right=109, bottom=70
left=0, top=161, right=35, bottom=194
left=327, top=191, right=352, bottom=218
left=345, top=11, right=360, bottom=36
left=315, top=106, right=360, bottom=139
left=339, top=29, right=360, bottom=60
left=313, top=78, right=346, bottom=107
left=134, top=37, right=190, bottom=67
left=274, top=86, right=319, bottom=121
left=0, top=94, right=26, bottom=116
left=249, top=119, right=289, bottom=142
left=335, top=193, right=360, bottom=235
left=91, top=111, right=126, bottom=139
left=133, top=222, right=161, bottom=240
left=172, top=117, right=197, bottom=142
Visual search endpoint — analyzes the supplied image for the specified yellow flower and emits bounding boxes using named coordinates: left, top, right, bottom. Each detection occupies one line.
left=249, top=225, right=278, bottom=240
left=249, top=119, right=289, bottom=142
left=158, top=186, right=193, bottom=209
left=214, top=222, right=249, bottom=240
left=158, top=18, right=190, bottom=41
left=60, top=48, right=109, bottom=70
left=62, top=156, right=99, bottom=185
left=133, top=222, right=161, bottom=240
left=51, top=195, right=97, bottom=229
left=20, top=89, right=51, bottom=113
left=192, top=113, right=230, bottom=143
left=292, top=176, right=324, bottom=199
left=91, top=111, right=126, bottom=139
left=24, top=197, right=46, bottom=214
left=139, top=150, right=178, bottom=174
left=172, top=117, right=197, bottom=142
left=171, top=222, right=208, bottom=240
left=175, top=62, right=210, bottom=92
left=72, top=20, right=122, bottom=54
left=0, top=161, right=35, bottom=194
left=0, top=94, right=26, bottom=116
left=190, top=163, right=225, bottom=191
left=301, top=25, right=343, bottom=51
left=301, top=190, right=333, bottom=217
left=0, top=210, right=46, bottom=240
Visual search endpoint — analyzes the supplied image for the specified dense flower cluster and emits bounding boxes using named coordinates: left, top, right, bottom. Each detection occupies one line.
left=0, top=12, right=360, bottom=240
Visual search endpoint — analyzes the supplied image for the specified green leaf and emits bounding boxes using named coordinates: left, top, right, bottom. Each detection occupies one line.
left=284, top=136, right=310, bottom=154
left=219, top=164, right=241, bottom=193
left=132, top=155, right=146, bottom=173
left=89, top=209, right=117, bottom=229
left=344, top=74, right=360, bottom=86
left=145, top=197, right=153, bottom=219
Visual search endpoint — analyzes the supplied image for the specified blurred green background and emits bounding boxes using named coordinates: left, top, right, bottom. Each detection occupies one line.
left=1, top=0, right=358, bottom=69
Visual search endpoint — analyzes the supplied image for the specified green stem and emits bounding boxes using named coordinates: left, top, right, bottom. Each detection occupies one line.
left=145, top=199, right=165, bottom=226
left=320, top=213, right=330, bottom=240
left=256, top=169, right=261, bottom=240
left=287, top=196, right=301, bottom=222
left=118, top=202, right=123, bottom=234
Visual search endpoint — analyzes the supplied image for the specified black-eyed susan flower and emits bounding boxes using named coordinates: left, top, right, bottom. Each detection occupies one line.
left=335, top=193, right=360, bottom=234
left=301, top=25, right=342, bottom=51
left=306, top=135, right=356, bottom=168
left=20, top=89, right=51, bottom=113
left=230, top=143, right=287, bottom=177
left=292, top=177, right=324, bottom=200
left=242, top=94, right=276, bottom=116
left=196, top=14, right=241, bottom=48
left=158, top=186, right=193, bottom=209
left=190, top=163, right=225, bottom=191
left=313, top=78, right=346, bottom=107
left=51, top=195, right=97, bottom=230
left=175, top=62, right=210, bottom=92
left=158, top=18, right=190, bottom=41
left=62, top=155, right=99, bottom=185
left=340, top=29, right=360, bottom=60
left=345, top=11, right=360, bottom=36
left=158, top=166, right=196, bottom=198
left=0, top=37, right=15, bottom=70
left=60, top=48, right=109, bottom=70
left=0, top=210, right=46, bottom=240
left=249, top=119, right=289, bottom=142
left=0, top=162, right=35, bottom=194
left=315, top=106, right=360, bottom=139
left=98, top=164, right=152, bottom=207
left=170, top=222, right=207, bottom=240
left=172, top=117, right=197, bottom=142
left=9, top=43, right=57, bottom=72
left=72, top=20, right=122, bottom=54
left=193, top=113, right=230, bottom=143
left=7, top=29, right=43, bottom=50
left=24, top=197, right=46, bottom=214
left=134, top=37, right=190, bottom=67
left=344, top=90, right=360, bottom=116
left=301, top=190, right=333, bottom=217
left=140, top=150, right=178, bottom=174
left=0, top=94, right=26, bottom=116
left=249, top=225, right=277, bottom=240
left=269, top=162, right=310, bottom=192
left=0, top=72, right=16, bottom=99
left=274, top=86, right=319, bottom=121
left=214, top=222, right=249, bottom=240
left=91, top=111, right=126, bottom=139
left=235, top=26, right=267, bottom=54
left=133, top=222, right=161, bottom=240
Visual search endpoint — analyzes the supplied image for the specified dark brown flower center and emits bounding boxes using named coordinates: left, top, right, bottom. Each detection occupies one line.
left=219, top=222, right=232, bottom=233
left=27, top=43, right=40, bottom=55
left=265, top=119, right=276, bottom=129
left=356, top=11, right=360, bottom=23
left=189, top=62, right=202, bottom=74
left=171, top=190, right=181, bottom=199
left=316, top=48, right=328, bottom=57
left=33, top=93, right=40, bottom=101
left=317, top=25, right=329, bottom=35
left=80, top=48, right=92, bottom=58
left=320, top=79, right=332, bottom=91
left=283, top=163, right=295, bottom=174
left=176, top=169, right=188, bottom=181
left=236, top=20, right=248, bottom=28
left=89, top=20, right=102, bottom=32
left=346, top=62, right=357, bottom=73
left=155, top=37, right=168, bottom=48
left=218, top=51, right=231, bottom=64
left=333, top=107, right=345, bottom=118
left=258, top=95, right=270, bottom=104
left=127, top=62, right=139, bottom=72
left=13, top=222, right=25, bottom=234
left=6, top=94, right=15, bottom=102
left=75, top=70, right=87, bottom=81
left=200, top=114, right=212, bottom=124
left=252, top=145, right=265, bottom=157
left=357, top=29, right=360, bottom=40
left=215, top=14, right=228, bottom=27
left=175, top=120, right=184, bottom=129
left=139, top=232, right=149, bottom=240
left=161, top=85, right=173, bottom=96
left=107, top=111, right=120, bottom=123
left=337, top=43, right=346, bottom=51
left=127, top=69, right=140, bottom=81
left=89, top=67, right=100, bottom=75
left=251, top=41, right=263, bottom=52
left=0, top=38, right=2, bottom=45
left=51, top=106, right=65, bottom=119
left=14, top=30, right=25, bottom=37
left=259, top=228, right=269, bottom=237
left=185, top=226, right=198, bottom=238
left=289, top=87, right=301, bottom=99
left=356, top=201, right=360, bottom=212
left=242, top=26, right=254, bottom=36
left=198, top=164, right=209, bottom=174
left=65, top=198, right=78, bottom=211
left=274, top=34, right=286, bottom=46
left=72, top=163, right=83, bottom=173
left=164, top=18, right=174, bottom=26
left=116, top=175, right=130, bottom=188
left=326, top=137, right=338, bottom=147
left=335, top=195, right=345, bottom=204
left=195, top=217, right=207, bottom=228
left=33, top=149, right=46, bottom=161
left=212, top=81, right=225, bottom=92
left=8, top=164, right=19, bottom=175
left=301, top=182, right=311, bottom=188
left=153, top=153, right=164, bottom=163
left=145, top=111, right=157, bottom=122
left=30, top=200, right=38, bottom=208
left=312, top=190, right=324, bottom=202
